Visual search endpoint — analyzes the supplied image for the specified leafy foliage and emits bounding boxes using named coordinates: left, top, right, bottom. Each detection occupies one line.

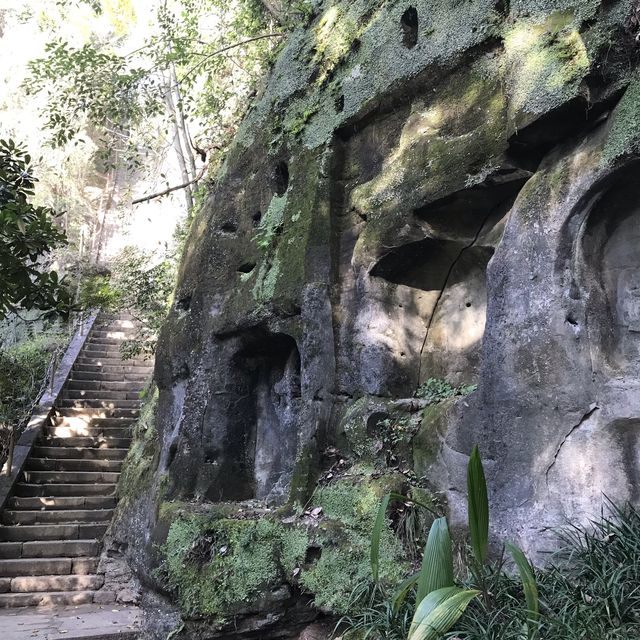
left=0, top=330, right=66, bottom=464
left=78, top=272, right=121, bottom=312
left=414, top=378, right=477, bottom=404
left=25, top=0, right=312, bottom=164
left=111, top=246, right=176, bottom=358
left=27, top=41, right=153, bottom=149
left=0, top=139, right=71, bottom=319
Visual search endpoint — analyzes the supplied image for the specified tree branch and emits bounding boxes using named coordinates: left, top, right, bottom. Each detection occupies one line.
left=179, top=32, right=284, bottom=83
left=132, top=165, right=207, bottom=205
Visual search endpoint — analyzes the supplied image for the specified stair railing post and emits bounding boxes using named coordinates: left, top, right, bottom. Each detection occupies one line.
left=2, top=427, right=14, bottom=477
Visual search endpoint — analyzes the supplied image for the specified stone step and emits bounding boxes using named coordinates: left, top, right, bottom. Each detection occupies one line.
left=0, top=589, right=96, bottom=608
left=56, top=407, right=140, bottom=419
left=9, top=495, right=117, bottom=511
left=58, top=398, right=142, bottom=409
left=41, top=436, right=131, bottom=449
left=0, top=557, right=70, bottom=577
left=53, top=415, right=136, bottom=427
left=67, top=379, right=146, bottom=392
left=86, top=335, right=129, bottom=344
left=75, top=356, right=151, bottom=367
left=0, top=543, right=22, bottom=559
left=26, top=457, right=123, bottom=472
left=71, top=370, right=149, bottom=382
left=72, top=363, right=153, bottom=375
left=0, top=539, right=100, bottom=559
left=45, top=425, right=132, bottom=439
left=32, top=446, right=128, bottom=461
left=90, top=330, right=134, bottom=340
left=10, top=574, right=104, bottom=593
left=0, top=523, right=108, bottom=542
left=14, top=483, right=117, bottom=497
left=90, top=332, right=135, bottom=340
left=0, top=557, right=99, bottom=577
left=63, top=389, right=142, bottom=401
left=3, top=509, right=114, bottom=525
left=84, top=342, right=123, bottom=353
left=20, top=470, right=120, bottom=484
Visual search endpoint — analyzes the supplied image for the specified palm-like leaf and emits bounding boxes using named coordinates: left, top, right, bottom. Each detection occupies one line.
left=408, top=587, right=480, bottom=640
left=507, top=542, right=539, bottom=639
left=467, top=444, right=489, bottom=566
left=416, top=517, right=454, bottom=605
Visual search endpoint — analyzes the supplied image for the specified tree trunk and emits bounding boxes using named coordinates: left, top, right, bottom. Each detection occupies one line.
left=163, top=70, right=194, bottom=213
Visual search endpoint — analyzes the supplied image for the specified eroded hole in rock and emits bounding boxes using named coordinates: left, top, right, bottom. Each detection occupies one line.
left=274, top=161, right=289, bottom=196
left=173, top=362, right=190, bottom=382
left=304, top=546, right=322, bottom=564
left=210, top=331, right=302, bottom=502
left=366, top=411, right=390, bottom=437
left=413, top=167, right=530, bottom=239
left=507, top=93, right=623, bottom=170
left=237, top=262, right=256, bottom=274
left=371, top=238, right=493, bottom=291
left=176, top=294, right=191, bottom=311
left=220, top=221, right=238, bottom=233
left=167, top=440, right=179, bottom=468
left=252, top=211, right=262, bottom=226
left=335, top=94, right=345, bottom=113
left=400, top=7, right=418, bottom=49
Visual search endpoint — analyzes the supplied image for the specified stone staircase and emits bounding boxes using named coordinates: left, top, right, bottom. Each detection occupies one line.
left=0, top=314, right=153, bottom=608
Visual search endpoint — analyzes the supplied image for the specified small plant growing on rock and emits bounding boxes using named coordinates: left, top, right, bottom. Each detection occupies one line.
left=414, top=378, right=477, bottom=404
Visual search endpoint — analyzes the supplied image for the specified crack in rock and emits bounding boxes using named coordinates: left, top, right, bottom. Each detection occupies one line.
left=545, top=404, right=599, bottom=485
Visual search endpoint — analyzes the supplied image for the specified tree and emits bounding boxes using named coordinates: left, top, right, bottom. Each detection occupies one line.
left=0, top=139, right=72, bottom=319
left=25, top=0, right=312, bottom=207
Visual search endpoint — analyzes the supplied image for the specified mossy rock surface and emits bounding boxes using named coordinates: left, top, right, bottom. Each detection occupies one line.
left=159, top=469, right=409, bottom=620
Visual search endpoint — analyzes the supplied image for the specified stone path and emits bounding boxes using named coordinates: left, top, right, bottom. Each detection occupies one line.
left=0, top=314, right=153, bottom=609
left=0, top=603, right=141, bottom=639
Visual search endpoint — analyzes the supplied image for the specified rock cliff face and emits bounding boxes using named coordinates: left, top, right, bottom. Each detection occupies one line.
left=110, top=0, right=640, bottom=636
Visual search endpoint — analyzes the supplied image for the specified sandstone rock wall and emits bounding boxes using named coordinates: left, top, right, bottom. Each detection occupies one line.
left=110, top=0, right=640, bottom=635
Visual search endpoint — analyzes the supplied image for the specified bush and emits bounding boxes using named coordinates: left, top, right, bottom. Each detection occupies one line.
left=0, top=331, right=66, bottom=465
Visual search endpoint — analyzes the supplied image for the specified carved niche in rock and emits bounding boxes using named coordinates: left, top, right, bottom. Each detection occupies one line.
left=369, top=167, right=530, bottom=385
left=580, top=169, right=640, bottom=374
left=206, top=330, right=302, bottom=502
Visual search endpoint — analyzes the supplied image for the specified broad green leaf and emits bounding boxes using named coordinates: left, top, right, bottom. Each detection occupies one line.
left=416, top=517, right=454, bottom=605
left=408, top=587, right=480, bottom=640
left=467, top=445, right=489, bottom=566
left=392, top=572, right=419, bottom=614
left=409, top=586, right=459, bottom=638
left=370, top=494, right=390, bottom=582
left=507, top=543, right=539, bottom=639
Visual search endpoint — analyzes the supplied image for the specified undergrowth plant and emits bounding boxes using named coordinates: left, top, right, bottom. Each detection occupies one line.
left=354, top=446, right=538, bottom=640
left=345, top=449, right=640, bottom=640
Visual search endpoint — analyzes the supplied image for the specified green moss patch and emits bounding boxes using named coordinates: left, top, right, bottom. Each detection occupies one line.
left=504, top=11, right=590, bottom=127
left=117, top=387, right=159, bottom=503
left=602, top=74, right=640, bottom=165
left=159, top=469, right=409, bottom=620
left=162, top=514, right=308, bottom=620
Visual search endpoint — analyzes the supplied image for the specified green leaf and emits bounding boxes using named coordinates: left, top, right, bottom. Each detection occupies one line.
left=467, top=444, right=489, bottom=566
left=370, top=494, right=390, bottom=582
left=392, top=572, right=419, bottom=614
left=408, top=587, right=480, bottom=640
left=416, top=517, right=454, bottom=605
left=507, top=542, right=539, bottom=639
